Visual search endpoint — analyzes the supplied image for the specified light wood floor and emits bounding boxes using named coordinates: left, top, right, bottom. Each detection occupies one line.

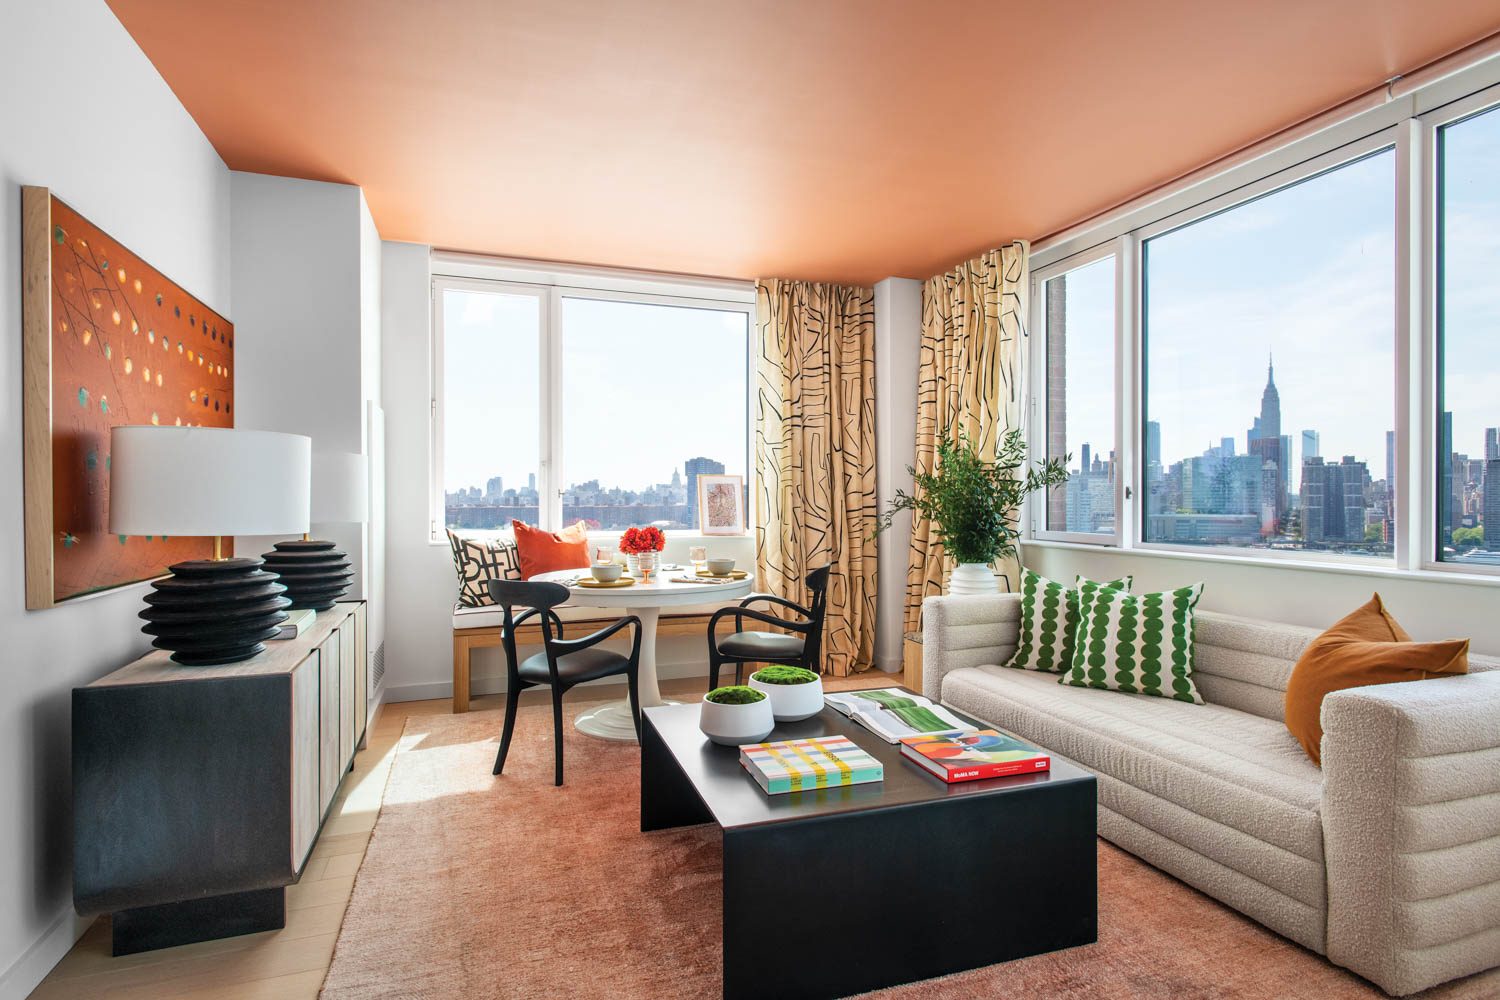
left=29, top=670, right=904, bottom=999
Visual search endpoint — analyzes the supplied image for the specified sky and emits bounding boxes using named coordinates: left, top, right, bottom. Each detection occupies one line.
left=1058, top=118, right=1499, bottom=486
left=443, top=291, right=748, bottom=495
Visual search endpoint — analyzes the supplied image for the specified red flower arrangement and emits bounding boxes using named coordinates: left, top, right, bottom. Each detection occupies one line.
left=618, top=526, right=666, bottom=554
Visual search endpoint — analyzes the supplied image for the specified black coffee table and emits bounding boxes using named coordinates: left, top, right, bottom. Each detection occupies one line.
left=640, top=692, right=1097, bottom=1000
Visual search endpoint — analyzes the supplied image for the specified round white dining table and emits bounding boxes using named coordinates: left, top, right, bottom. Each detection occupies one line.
left=532, top=567, right=753, bottom=741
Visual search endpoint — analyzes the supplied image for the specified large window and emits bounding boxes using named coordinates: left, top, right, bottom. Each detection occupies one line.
left=1436, top=103, right=1500, bottom=566
left=434, top=271, right=751, bottom=538
left=1141, top=148, right=1396, bottom=558
left=1040, top=252, right=1117, bottom=539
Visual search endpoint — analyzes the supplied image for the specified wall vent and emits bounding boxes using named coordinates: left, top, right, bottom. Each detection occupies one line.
left=373, top=640, right=386, bottom=687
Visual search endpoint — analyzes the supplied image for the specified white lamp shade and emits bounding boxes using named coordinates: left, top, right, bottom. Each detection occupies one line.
left=311, top=452, right=368, bottom=524
left=108, top=426, right=311, bottom=537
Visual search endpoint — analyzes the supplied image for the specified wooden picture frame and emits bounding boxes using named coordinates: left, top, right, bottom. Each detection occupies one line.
left=698, top=473, right=745, bottom=535
left=22, top=186, right=235, bottom=608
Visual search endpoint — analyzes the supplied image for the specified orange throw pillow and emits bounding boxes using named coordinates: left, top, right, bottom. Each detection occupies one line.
left=511, top=520, right=590, bottom=579
left=1284, top=594, right=1468, bottom=765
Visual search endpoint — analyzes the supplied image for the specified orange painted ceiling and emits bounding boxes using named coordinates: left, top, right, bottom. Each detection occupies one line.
left=109, top=0, right=1500, bottom=285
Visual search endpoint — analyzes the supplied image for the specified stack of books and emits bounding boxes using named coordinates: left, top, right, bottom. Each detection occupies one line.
left=899, top=730, right=1051, bottom=783
left=740, top=735, right=883, bottom=795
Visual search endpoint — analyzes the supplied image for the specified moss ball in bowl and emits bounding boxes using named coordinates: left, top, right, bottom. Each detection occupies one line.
left=700, top=685, right=774, bottom=745
left=749, top=666, right=825, bottom=722
left=750, top=665, right=819, bottom=685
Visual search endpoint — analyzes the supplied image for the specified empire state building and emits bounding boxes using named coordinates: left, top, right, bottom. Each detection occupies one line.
left=1247, top=357, right=1286, bottom=525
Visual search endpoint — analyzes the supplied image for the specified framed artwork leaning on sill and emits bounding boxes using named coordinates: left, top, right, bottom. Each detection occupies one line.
left=699, top=473, right=745, bottom=535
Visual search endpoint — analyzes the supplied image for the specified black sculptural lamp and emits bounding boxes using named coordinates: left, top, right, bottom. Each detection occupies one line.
left=108, top=426, right=311, bottom=665
left=261, top=451, right=366, bottom=611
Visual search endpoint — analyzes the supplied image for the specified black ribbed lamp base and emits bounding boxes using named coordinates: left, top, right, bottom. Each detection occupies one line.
left=260, top=539, right=354, bottom=611
left=140, top=558, right=291, bottom=666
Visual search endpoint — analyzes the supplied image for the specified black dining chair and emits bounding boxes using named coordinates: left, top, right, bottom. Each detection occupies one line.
left=706, top=564, right=831, bottom=688
left=487, top=579, right=642, bottom=786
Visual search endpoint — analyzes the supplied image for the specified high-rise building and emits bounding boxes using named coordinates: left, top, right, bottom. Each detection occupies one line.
left=1247, top=357, right=1285, bottom=526
left=1302, top=430, right=1320, bottom=463
left=1080, top=443, right=1091, bottom=478
left=485, top=475, right=504, bottom=499
left=1486, top=459, right=1500, bottom=552
left=1300, top=456, right=1368, bottom=544
left=527, top=472, right=536, bottom=491
left=1146, top=421, right=1162, bottom=469
left=1487, top=428, right=1499, bottom=462
left=684, top=456, right=725, bottom=528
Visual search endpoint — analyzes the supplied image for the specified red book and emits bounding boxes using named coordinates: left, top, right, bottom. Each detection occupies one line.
left=899, top=729, right=1051, bottom=783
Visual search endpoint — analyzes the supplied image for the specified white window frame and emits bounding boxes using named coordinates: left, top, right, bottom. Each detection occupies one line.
left=1025, top=60, right=1500, bottom=584
left=1030, top=238, right=1127, bottom=547
left=1419, top=79, right=1500, bottom=575
left=429, top=257, right=756, bottom=544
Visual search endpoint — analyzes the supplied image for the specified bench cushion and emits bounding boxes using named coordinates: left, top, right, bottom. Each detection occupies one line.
left=453, top=601, right=730, bottom=630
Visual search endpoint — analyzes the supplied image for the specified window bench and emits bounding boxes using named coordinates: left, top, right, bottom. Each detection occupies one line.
left=451, top=600, right=737, bottom=712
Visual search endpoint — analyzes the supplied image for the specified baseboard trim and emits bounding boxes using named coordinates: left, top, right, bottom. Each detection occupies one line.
left=0, top=906, right=92, bottom=1000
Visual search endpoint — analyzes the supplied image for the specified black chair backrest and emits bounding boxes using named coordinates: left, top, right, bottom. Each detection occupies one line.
left=485, top=579, right=572, bottom=669
left=803, top=564, right=832, bottom=667
left=487, top=579, right=570, bottom=612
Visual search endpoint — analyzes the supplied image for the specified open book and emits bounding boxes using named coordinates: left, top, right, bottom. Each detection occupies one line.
left=822, top=688, right=975, bottom=744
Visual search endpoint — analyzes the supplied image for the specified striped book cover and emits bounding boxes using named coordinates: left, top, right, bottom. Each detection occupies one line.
left=739, top=735, right=884, bottom=795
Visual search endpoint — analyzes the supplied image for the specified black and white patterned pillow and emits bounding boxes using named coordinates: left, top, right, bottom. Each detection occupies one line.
left=446, top=528, right=522, bottom=607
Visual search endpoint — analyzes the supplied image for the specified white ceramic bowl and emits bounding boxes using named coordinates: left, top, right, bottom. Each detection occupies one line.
left=590, top=563, right=623, bottom=582
left=706, top=557, right=736, bottom=576
left=748, top=671, right=825, bottom=721
left=698, top=693, right=775, bottom=746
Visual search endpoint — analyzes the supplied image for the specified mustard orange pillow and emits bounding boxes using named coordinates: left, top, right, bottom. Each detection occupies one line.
left=1284, top=594, right=1468, bottom=765
left=511, top=520, right=590, bottom=579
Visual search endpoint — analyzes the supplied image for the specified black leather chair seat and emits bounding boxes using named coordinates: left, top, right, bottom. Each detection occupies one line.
left=519, top=646, right=631, bottom=685
left=715, top=630, right=805, bottom=660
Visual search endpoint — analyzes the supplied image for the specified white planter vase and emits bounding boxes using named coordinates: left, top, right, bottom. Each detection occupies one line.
left=748, top=672, right=825, bottom=721
left=948, top=562, right=998, bottom=597
left=699, top=694, right=775, bottom=746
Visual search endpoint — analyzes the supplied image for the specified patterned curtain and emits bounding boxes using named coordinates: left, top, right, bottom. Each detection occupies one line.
left=755, top=279, right=877, bottom=676
left=903, top=242, right=1030, bottom=635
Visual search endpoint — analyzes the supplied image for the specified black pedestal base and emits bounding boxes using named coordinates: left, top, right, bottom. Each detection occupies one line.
left=140, top=558, right=291, bottom=665
left=260, top=539, right=354, bottom=611
left=111, top=887, right=285, bottom=956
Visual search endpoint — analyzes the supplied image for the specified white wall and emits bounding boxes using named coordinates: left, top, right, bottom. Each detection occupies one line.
left=379, top=242, right=756, bottom=702
left=872, top=278, right=922, bottom=671
left=0, top=2, right=231, bottom=994
left=229, top=173, right=382, bottom=602
left=1024, top=544, right=1500, bottom=655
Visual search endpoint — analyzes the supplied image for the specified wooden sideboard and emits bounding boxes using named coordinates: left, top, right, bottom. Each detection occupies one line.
left=73, top=601, right=368, bottom=954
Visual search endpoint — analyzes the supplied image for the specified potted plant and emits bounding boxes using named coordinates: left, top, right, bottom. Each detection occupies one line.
left=748, top=665, right=824, bottom=721
left=619, top=525, right=666, bottom=581
left=699, top=686, right=775, bottom=746
left=875, top=428, right=1070, bottom=596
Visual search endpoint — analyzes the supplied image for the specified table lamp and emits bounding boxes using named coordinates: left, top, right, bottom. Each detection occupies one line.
left=109, top=426, right=311, bottom=665
left=260, top=452, right=367, bottom=610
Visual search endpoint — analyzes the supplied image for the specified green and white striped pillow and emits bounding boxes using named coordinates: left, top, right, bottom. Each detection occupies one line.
left=1062, top=583, right=1206, bottom=704
left=1007, top=570, right=1133, bottom=674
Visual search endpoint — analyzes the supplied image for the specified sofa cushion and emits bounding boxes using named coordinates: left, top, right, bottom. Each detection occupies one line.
left=1284, top=594, right=1469, bottom=765
left=1064, top=582, right=1205, bottom=703
left=446, top=528, right=521, bottom=607
left=511, top=519, right=590, bottom=579
left=1007, top=571, right=1131, bottom=674
left=942, top=665, right=1325, bottom=871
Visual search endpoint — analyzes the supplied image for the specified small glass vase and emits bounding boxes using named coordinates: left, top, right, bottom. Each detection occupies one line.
left=635, top=550, right=657, bottom=581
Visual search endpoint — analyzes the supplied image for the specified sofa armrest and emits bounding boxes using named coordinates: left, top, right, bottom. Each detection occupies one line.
left=919, top=594, right=1022, bottom=702
left=1320, top=671, right=1500, bottom=996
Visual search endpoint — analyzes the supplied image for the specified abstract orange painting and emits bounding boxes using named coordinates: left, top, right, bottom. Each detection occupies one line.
left=22, top=187, right=234, bottom=607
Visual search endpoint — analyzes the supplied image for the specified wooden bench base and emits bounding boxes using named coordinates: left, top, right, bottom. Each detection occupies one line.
left=452, top=613, right=731, bottom=712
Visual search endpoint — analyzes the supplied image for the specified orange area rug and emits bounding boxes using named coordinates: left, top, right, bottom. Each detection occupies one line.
left=319, top=704, right=1499, bottom=999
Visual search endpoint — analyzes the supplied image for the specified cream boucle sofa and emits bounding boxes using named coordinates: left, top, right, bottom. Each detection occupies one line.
left=922, top=593, right=1500, bottom=996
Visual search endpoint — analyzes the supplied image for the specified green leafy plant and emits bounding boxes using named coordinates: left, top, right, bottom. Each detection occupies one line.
left=750, top=665, right=819, bottom=685
left=875, top=427, right=1070, bottom=564
left=705, top=685, right=766, bottom=705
